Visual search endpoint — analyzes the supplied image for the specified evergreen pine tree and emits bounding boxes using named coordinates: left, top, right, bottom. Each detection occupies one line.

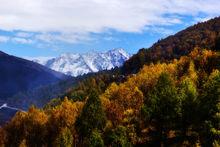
left=76, top=89, right=107, bottom=139
left=147, top=72, right=181, bottom=145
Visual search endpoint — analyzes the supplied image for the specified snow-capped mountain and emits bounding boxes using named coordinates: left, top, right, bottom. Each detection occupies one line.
left=31, top=48, right=130, bottom=77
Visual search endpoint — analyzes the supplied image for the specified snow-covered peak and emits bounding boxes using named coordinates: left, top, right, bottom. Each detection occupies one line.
left=30, top=48, right=130, bottom=77
left=107, top=48, right=130, bottom=58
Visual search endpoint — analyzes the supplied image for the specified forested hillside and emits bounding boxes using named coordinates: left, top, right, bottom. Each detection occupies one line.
left=0, top=48, right=219, bottom=146
left=0, top=17, right=220, bottom=147
left=57, top=17, right=220, bottom=104
left=122, top=17, right=220, bottom=74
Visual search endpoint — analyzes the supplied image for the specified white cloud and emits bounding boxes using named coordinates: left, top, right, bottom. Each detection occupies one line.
left=12, top=37, right=34, bottom=44
left=0, top=0, right=219, bottom=43
left=144, top=27, right=174, bottom=36
left=103, top=36, right=120, bottom=42
left=0, top=36, right=9, bottom=42
left=16, top=32, right=33, bottom=38
left=35, top=32, right=92, bottom=44
left=0, top=34, right=34, bottom=44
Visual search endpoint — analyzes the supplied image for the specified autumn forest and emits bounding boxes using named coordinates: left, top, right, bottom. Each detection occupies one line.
left=0, top=17, right=220, bottom=147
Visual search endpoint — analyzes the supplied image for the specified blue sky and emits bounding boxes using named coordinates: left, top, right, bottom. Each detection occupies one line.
left=0, top=0, right=219, bottom=58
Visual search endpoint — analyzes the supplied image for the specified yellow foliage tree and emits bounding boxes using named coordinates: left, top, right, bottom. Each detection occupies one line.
left=101, top=83, right=143, bottom=124
left=4, top=111, right=27, bottom=146
left=24, top=106, right=48, bottom=146
left=49, top=97, right=84, bottom=145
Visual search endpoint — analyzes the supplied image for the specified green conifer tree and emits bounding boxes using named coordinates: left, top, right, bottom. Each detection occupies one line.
left=76, top=89, right=107, bottom=139
left=147, top=72, right=181, bottom=145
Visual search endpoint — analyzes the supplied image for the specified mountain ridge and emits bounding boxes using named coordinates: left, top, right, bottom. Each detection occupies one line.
left=122, top=16, right=220, bottom=74
left=0, top=50, right=68, bottom=101
left=30, top=48, right=130, bottom=77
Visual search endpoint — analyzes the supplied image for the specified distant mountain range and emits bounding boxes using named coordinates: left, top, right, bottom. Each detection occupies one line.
left=0, top=48, right=129, bottom=111
left=29, top=48, right=130, bottom=77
